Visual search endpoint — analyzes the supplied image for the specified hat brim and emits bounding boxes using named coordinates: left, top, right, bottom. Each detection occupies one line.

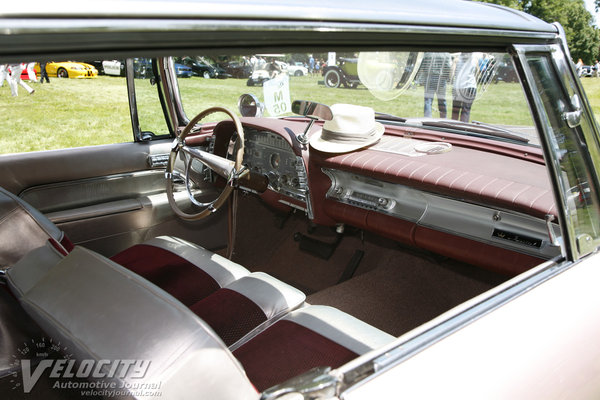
left=309, top=122, right=385, bottom=153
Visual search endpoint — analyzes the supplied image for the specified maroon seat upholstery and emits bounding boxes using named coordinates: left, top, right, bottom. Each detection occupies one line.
left=110, top=236, right=250, bottom=307
left=190, top=272, right=305, bottom=346
left=233, top=305, right=395, bottom=391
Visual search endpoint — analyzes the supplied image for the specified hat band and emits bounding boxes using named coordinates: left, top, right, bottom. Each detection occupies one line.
left=321, top=125, right=379, bottom=144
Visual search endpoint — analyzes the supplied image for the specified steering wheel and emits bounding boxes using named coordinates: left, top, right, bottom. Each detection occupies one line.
left=166, top=107, right=245, bottom=220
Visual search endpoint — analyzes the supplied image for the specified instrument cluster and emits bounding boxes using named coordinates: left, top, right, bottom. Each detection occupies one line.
left=243, top=128, right=308, bottom=204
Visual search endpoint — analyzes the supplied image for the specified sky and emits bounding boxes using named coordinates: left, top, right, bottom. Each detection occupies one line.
left=585, top=0, right=599, bottom=26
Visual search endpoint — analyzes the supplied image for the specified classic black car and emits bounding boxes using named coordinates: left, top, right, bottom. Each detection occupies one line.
left=222, top=60, right=253, bottom=78
left=322, top=57, right=360, bottom=88
left=1, top=1, right=600, bottom=399
left=177, top=56, right=231, bottom=79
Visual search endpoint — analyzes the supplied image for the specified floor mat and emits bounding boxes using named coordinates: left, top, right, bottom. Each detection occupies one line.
left=307, top=250, right=505, bottom=336
left=231, top=195, right=507, bottom=336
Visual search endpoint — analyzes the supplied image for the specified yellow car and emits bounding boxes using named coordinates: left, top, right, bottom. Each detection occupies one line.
left=44, top=61, right=98, bottom=78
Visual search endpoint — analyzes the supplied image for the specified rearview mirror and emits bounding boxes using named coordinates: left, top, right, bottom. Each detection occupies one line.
left=292, top=100, right=333, bottom=121
left=292, top=100, right=333, bottom=146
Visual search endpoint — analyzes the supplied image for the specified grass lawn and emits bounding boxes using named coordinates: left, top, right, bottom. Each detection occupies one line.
left=1, top=74, right=600, bottom=154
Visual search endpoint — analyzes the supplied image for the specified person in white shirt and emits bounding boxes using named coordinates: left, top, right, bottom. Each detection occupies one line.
left=451, top=53, right=481, bottom=122
left=0, top=64, right=7, bottom=87
left=8, top=63, right=35, bottom=96
left=26, top=62, right=38, bottom=82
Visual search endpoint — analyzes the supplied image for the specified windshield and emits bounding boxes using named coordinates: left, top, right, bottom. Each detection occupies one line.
left=166, top=50, right=538, bottom=146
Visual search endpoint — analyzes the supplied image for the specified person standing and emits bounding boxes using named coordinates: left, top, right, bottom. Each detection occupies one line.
left=0, top=64, right=7, bottom=87
left=266, top=58, right=281, bottom=79
left=26, top=62, right=38, bottom=83
left=309, top=54, right=315, bottom=75
left=8, top=63, right=35, bottom=96
left=422, top=52, right=452, bottom=118
left=39, top=61, right=50, bottom=83
left=576, top=58, right=584, bottom=77
left=451, top=53, right=480, bottom=122
left=595, top=60, right=600, bottom=78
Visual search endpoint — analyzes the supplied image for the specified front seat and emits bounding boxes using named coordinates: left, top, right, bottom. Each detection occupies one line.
left=0, top=186, right=249, bottom=305
left=8, top=244, right=395, bottom=397
left=7, top=245, right=260, bottom=400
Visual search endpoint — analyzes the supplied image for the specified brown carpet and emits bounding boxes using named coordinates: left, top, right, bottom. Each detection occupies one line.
left=230, top=195, right=507, bottom=336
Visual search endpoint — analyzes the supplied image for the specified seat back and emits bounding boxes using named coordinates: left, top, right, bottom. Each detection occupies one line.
left=0, top=186, right=66, bottom=267
left=7, top=246, right=259, bottom=400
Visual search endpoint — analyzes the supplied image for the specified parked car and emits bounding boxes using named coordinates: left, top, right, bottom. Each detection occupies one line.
left=2, top=1, right=600, bottom=400
left=174, top=62, right=193, bottom=78
left=222, top=60, right=253, bottom=78
left=322, top=57, right=360, bottom=88
left=581, top=65, right=596, bottom=77
left=287, top=61, right=309, bottom=76
left=176, top=56, right=230, bottom=79
left=246, top=60, right=287, bottom=86
left=44, top=61, right=98, bottom=78
left=101, top=58, right=190, bottom=78
left=102, top=59, right=126, bottom=76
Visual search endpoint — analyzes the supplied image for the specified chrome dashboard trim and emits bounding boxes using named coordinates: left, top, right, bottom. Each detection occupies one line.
left=323, top=168, right=561, bottom=259
left=296, top=156, right=313, bottom=219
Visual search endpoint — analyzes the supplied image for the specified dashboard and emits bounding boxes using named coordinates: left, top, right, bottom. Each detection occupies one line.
left=210, top=118, right=561, bottom=275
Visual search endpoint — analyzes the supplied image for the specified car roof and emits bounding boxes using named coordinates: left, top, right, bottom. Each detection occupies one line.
left=1, top=0, right=553, bottom=33
left=0, top=0, right=555, bottom=32
left=0, top=0, right=557, bottom=62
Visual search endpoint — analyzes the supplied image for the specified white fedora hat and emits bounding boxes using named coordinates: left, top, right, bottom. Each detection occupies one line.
left=310, top=104, right=385, bottom=153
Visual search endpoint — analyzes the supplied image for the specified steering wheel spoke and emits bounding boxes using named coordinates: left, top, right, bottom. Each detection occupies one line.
left=166, top=107, right=244, bottom=220
left=181, top=145, right=236, bottom=180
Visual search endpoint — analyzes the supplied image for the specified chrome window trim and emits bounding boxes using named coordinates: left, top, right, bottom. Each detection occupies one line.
left=514, top=44, right=600, bottom=260
left=512, top=44, right=573, bottom=260
left=0, top=19, right=558, bottom=41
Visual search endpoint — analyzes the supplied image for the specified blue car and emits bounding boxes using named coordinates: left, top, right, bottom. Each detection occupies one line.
left=174, top=63, right=193, bottom=78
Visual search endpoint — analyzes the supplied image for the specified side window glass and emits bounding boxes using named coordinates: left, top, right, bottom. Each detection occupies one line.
left=0, top=61, right=132, bottom=154
left=130, top=58, right=170, bottom=138
left=525, top=53, right=600, bottom=256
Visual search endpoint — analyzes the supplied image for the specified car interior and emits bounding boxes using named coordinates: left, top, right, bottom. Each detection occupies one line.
left=0, top=47, right=584, bottom=399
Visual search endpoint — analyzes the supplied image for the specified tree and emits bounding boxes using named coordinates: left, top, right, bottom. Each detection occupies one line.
left=481, top=0, right=599, bottom=63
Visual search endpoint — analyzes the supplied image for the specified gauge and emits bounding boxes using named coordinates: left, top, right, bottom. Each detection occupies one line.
left=270, top=153, right=280, bottom=169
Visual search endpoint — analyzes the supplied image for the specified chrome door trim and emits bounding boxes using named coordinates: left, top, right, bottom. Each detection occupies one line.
left=19, top=170, right=166, bottom=213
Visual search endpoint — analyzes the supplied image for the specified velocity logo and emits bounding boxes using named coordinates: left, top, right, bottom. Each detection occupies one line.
left=19, top=359, right=151, bottom=393
left=10, top=338, right=154, bottom=395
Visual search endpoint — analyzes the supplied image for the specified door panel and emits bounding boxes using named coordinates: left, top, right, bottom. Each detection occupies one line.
left=0, top=139, right=228, bottom=257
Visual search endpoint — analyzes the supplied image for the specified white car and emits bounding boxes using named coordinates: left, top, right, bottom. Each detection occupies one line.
left=286, top=61, right=309, bottom=76
left=1, top=1, right=600, bottom=400
left=102, top=59, right=125, bottom=76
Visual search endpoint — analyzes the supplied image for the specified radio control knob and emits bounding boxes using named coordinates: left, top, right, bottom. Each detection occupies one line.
left=334, top=187, right=344, bottom=196
left=378, top=197, right=389, bottom=207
